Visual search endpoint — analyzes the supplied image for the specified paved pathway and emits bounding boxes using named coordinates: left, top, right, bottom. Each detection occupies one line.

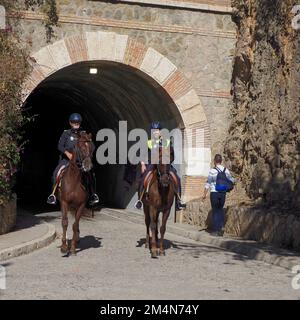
left=0, top=210, right=299, bottom=300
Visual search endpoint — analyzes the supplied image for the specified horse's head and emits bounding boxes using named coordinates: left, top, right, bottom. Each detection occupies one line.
left=156, top=146, right=173, bottom=188
left=157, top=163, right=171, bottom=187
left=75, top=132, right=93, bottom=172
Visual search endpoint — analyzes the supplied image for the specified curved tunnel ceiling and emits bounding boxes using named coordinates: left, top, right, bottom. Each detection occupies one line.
left=29, top=61, right=184, bottom=133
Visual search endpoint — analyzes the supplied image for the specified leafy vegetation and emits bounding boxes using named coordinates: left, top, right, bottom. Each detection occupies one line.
left=0, top=1, right=31, bottom=205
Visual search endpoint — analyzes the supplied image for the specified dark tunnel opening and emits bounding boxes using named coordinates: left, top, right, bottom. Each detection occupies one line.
left=16, top=61, right=184, bottom=212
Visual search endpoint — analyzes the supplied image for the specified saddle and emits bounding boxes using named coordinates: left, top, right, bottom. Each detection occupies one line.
left=143, top=170, right=154, bottom=190
left=56, top=165, right=67, bottom=187
left=142, top=169, right=179, bottom=194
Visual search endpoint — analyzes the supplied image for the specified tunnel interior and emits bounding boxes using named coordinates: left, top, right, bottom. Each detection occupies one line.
left=17, top=61, right=184, bottom=210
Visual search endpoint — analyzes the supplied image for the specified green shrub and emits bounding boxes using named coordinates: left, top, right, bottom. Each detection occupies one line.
left=0, top=1, right=30, bottom=205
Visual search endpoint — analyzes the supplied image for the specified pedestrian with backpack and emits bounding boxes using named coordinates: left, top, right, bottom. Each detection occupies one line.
left=202, top=154, right=235, bottom=236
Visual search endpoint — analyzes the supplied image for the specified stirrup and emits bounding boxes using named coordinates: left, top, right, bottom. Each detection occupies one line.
left=175, top=194, right=186, bottom=210
left=89, top=194, right=100, bottom=206
left=134, top=200, right=143, bottom=210
left=47, top=194, right=57, bottom=205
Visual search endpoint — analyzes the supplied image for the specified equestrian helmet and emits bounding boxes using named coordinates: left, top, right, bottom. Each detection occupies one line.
left=69, top=113, right=82, bottom=123
left=150, top=121, right=162, bottom=130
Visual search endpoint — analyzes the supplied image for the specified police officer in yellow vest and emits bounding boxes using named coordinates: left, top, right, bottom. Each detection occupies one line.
left=134, top=121, right=186, bottom=210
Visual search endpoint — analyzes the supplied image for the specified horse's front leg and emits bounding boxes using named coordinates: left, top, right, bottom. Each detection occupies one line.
left=149, top=206, right=159, bottom=258
left=70, top=203, right=85, bottom=255
left=61, top=201, right=69, bottom=254
left=160, top=209, right=170, bottom=256
left=144, top=205, right=150, bottom=249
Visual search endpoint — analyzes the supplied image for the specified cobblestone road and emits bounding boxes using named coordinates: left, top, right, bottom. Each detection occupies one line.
left=0, top=210, right=299, bottom=300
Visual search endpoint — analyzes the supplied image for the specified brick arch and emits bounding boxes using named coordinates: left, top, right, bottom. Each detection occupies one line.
left=23, top=31, right=211, bottom=189
left=24, top=31, right=208, bottom=129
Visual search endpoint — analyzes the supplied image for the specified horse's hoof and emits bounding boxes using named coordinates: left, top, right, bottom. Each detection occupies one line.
left=70, top=250, right=77, bottom=256
left=159, top=250, right=166, bottom=256
left=151, top=250, right=158, bottom=259
left=60, top=246, right=69, bottom=254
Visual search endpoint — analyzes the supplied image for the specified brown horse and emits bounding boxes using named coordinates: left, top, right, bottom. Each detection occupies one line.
left=141, top=147, right=176, bottom=258
left=58, top=132, right=93, bottom=255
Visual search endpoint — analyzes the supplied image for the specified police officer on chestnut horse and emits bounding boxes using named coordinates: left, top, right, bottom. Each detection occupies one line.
left=134, top=121, right=186, bottom=211
left=47, top=113, right=100, bottom=206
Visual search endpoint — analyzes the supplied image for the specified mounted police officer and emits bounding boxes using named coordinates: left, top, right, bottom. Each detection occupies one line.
left=47, top=113, right=100, bottom=206
left=134, top=121, right=186, bottom=211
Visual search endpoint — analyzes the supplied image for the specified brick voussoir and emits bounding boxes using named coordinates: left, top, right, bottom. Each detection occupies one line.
left=124, top=39, right=148, bottom=69
left=163, top=70, right=193, bottom=101
left=65, top=34, right=89, bottom=64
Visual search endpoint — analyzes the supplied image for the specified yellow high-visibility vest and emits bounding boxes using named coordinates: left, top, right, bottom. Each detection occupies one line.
left=147, top=139, right=170, bottom=149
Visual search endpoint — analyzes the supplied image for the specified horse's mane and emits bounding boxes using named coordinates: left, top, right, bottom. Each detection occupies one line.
left=77, top=131, right=92, bottom=142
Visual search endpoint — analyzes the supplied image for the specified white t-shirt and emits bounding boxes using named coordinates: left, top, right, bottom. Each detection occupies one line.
left=205, top=164, right=235, bottom=193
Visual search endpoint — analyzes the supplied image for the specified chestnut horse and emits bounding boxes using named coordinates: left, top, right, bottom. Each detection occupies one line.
left=58, top=132, right=93, bottom=255
left=141, top=147, right=176, bottom=258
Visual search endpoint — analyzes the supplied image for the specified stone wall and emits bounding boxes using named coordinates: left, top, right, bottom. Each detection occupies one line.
left=116, top=0, right=232, bottom=12
left=181, top=176, right=300, bottom=251
left=17, top=0, right=236, bottom=170
left=182, top=198, right=300, bottom=251
left=182, top=181, right=250, bottom=229
left=0, top=194, right=17, bottom=235
left=225, top=205, right=300, bottom=250
left=224, top=0, right=300, bottom=211
left=182, top=0, right=300, bottom=250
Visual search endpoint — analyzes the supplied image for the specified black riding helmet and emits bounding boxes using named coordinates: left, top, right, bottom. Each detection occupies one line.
left=150, top=121, right=162, bottom=130
left=69, top=113, right=82, bottom=123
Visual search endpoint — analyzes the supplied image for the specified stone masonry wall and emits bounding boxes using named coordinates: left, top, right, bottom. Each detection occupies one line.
left=225, top=0, right=300, bottom=211
left=183, top=0, right=300, bottom=251
left=17, top=0, right=236, bottom=162
left=0, top=194, right=17, bottom=235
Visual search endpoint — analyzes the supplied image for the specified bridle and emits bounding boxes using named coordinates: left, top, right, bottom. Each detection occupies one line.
left=154, top=146, right=172, bottom=187
left=156, top=163, right=171, bottom=188
left=73, top=137, right=93, bottom=172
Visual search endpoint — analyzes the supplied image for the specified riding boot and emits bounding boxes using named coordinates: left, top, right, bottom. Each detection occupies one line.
left=175, top=181, right=186, bottom=210
left=87, top=171, right=100, bottom=206
left=175, top=196, right=186, bottom=210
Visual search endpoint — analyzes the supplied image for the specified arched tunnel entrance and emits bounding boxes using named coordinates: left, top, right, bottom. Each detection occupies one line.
left=17, top=60, right=185, bottom=210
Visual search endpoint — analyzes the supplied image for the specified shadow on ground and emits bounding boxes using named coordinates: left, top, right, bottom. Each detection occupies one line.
left=57, top=236, right=102, bottom=257
left=136, top=236, right=243, bottom=262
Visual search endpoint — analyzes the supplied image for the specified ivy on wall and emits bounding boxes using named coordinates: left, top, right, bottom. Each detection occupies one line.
left=24, top=0, right=59, bottom=43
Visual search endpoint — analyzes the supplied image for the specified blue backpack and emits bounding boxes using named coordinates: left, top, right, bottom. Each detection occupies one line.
left=215, top=167, right=234, bottom=193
